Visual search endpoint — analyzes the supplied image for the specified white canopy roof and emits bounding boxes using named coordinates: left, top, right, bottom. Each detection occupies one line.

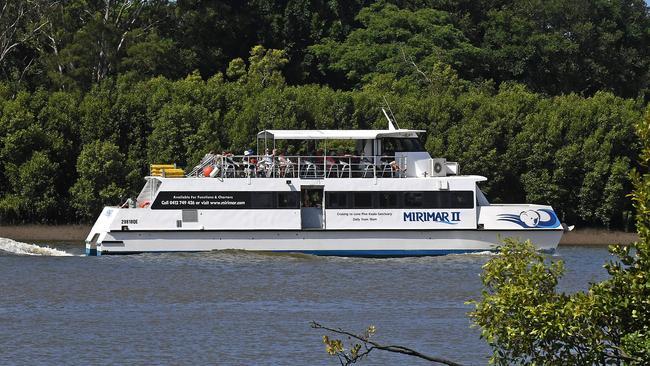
left=257, top=129, right=425, bottom=140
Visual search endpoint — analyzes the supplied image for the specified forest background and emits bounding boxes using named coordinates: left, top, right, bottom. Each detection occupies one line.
left=0, top=0, right=648, bottom=226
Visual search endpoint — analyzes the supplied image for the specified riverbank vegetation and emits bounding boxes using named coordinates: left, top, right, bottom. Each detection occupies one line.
left=0, top=1, right=648, bottom=225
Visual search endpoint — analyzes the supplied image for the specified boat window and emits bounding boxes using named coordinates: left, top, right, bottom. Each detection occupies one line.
left=404, top=192, right=423, bottom=208
left=302, top=189, right=323, bottom=208
left=325, top=191, right=476, bottom=210
left=449, top=191, right=474, bottom=208
left=277, top=192, right=299, bottom=208
left=378, top=192, right=399, bottom=208
left=253, top=192, right=275, bottom=208
left=352, top=192, right=374, bottom=208
left=326, top=192, right=348, bottom=209
left=419, top=191, right=474, bottom=209
left=382, top=138, right=425, bottom=153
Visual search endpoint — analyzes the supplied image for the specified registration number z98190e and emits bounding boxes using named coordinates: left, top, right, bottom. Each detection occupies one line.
left=121, top=219, right=138, bottom=225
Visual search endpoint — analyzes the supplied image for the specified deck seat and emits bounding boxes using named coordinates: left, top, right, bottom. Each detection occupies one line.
left=339, top=160, right=351, bottom=178
left=302, top=160, right=317, bottom=178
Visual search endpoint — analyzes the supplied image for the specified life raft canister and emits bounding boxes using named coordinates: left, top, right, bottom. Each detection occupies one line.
left=203, top=165, right=214, bottom=177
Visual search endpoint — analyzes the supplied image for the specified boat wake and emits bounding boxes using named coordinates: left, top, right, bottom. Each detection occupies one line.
left=0, top=237, right=73, bottom=256
left=447, top=250, right=498, bottom=257
left=470, top=250, right=498, bottom=256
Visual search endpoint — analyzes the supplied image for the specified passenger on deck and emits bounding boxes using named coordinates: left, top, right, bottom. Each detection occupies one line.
left=390, top=160, right=406, bottom=174
left=257, top=148, right=276, bottom=177
left=260, top=148, right=272, bottom=164
left=278, top=150, right=294, bottom=177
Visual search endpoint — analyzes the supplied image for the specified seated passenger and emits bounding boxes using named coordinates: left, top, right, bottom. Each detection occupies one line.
left=257, top=148, right=276, bottom=177
left=262, top=148, right=275, bottom=164
left=278, top=150, right=294, bottom=177
left=390, top=160, right=406, bottom=173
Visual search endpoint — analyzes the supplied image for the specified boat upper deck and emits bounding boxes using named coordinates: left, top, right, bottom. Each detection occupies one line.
left=152, top=124, right=459, bottom=180
left=180, top=154, right=415, bottom=179
left=156, top=153, right=459, bottom=180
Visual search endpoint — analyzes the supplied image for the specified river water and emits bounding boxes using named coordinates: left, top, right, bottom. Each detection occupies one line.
left=0, top=238, right=612, bottom=365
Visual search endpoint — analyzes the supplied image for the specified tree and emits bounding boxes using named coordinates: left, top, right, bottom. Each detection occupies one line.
left=309, top=2, right=482, bottom=89
left=17, top=151, right=59, bottom=221
left=147, top=100, right=211, bottom=168
left=70, top=140, right=126, bottom=221
left=478, top=0, right=650, bottom=97
left=50, top=0, right=170, bottom=89
left=226, top=45, right=289, bottom=88
left=172, top=0, right=256, bottom=80
left=0, top=0, right=52, bottom=85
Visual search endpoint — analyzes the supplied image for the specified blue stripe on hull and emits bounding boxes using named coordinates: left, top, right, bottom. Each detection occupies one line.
left=263, top=249, right=493, bottom=257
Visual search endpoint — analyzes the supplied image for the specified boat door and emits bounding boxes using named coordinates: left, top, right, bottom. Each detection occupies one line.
left=301, top=187, right=324, bottom=229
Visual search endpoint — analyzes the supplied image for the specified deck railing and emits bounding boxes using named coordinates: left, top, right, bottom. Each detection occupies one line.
left=187, top=154, right=408, bottom=179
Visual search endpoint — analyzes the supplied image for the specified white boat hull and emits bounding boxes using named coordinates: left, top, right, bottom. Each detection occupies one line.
left=88, top=229, right=562, bottom=256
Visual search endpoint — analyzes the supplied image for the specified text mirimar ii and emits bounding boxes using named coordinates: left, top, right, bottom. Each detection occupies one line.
left=85, top=114, right=569, bottom=256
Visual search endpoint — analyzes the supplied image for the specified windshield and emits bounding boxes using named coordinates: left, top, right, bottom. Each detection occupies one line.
left=381, top=138, right=425, bottom=154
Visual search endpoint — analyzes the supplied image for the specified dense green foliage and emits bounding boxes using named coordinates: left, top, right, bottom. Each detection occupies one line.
left=469, top=107, right=650, bottom=364
left=0, top=0, right=648, bottom=223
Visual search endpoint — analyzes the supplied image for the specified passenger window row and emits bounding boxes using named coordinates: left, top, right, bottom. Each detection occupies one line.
left=326, top=191, right=474, bottom=209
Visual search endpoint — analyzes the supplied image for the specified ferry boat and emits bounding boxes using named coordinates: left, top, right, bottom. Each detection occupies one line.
left=85, top=116, right=567, bottom=256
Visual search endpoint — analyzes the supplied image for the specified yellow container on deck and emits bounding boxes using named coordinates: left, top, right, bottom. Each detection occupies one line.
left=150, top=164, right=184, bottom=177
left=151, top=164, right=176, bottom=169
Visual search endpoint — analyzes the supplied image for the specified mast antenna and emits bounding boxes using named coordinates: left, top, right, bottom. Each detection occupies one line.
left=382, top=96, right=400, bottom=130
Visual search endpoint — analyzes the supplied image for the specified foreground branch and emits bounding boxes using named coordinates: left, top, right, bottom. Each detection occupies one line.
left=311, top=321, right=464, bottom=366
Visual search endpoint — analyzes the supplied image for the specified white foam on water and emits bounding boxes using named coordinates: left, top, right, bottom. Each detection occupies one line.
left=0, top=237, right=73, bottom=256
left=472, top=250, right=499, bottom=256
left=448, top=250, right=499, bottom=257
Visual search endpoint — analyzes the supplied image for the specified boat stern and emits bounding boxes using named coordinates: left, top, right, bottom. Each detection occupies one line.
left=85, top=207, right=120, bottom=256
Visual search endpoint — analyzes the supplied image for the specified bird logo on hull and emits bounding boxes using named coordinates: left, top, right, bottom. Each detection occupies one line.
left=497, top=209, right=560, bottom=228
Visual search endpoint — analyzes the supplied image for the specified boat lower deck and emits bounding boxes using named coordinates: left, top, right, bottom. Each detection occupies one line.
left=87, top=229, right=562, bottom=256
